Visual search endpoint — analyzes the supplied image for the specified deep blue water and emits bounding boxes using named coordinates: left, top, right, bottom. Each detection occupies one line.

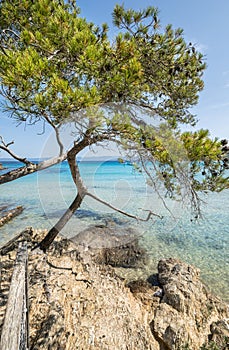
left=0, top=160, right=228, bottom=302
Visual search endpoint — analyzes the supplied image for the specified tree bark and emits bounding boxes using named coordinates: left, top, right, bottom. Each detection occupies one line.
left=0, top=154, right=67, bottom=185
left=0, top=242, right=28, bottom=350
left=0, top=206, right=24, bottom=227
left=39, top=193, right=84, bottom=252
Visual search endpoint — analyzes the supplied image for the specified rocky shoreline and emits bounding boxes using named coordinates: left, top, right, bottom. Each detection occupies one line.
left=0, top=228, right=228, bottom=349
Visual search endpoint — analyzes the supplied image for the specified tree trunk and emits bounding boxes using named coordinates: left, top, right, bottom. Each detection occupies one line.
left=39, top=193, right=84, bottom=252
left=37, top=134, right=105, bottom=251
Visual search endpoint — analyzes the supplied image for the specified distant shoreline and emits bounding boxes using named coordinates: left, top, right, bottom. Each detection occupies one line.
left=0, top=156, right=121, bottom=163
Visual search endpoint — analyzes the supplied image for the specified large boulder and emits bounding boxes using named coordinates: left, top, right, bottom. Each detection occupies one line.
left=150, top=258, right=229, bottom=350
left=71, top=224, right=146, bottom=268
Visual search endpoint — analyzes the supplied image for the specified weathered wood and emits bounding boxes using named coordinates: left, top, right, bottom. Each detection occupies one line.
left=0, top=206, right=24, bottom=227
left=0, top=227, right=33, bottom=256
left=39, top=193, right=83, bottom=251
left=0, top=242, right=29, bottom=350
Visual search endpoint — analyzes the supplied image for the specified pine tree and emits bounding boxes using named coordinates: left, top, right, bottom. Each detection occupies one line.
left=0, top=1, right=228, bottom=250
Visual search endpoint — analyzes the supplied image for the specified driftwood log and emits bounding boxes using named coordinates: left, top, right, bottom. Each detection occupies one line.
left=0, top=206, right=24, bottom=227
left=0, top=241, right=29, bottom=350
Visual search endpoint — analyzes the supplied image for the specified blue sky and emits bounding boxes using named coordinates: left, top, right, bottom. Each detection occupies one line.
left=1, top=0, right=229, bottom=158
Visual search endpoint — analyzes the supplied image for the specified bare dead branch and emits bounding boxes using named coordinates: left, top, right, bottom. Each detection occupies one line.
left=138, top=152, right=176, bottom=218
left=47, top=49, right=62, bottom=61
left=0, top=137, right=32, bottom=165
left=86, top=191, right=162, bottom=221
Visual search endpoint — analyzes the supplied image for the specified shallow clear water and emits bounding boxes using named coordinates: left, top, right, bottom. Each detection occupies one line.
left=0, top=160, right=228, bottom=302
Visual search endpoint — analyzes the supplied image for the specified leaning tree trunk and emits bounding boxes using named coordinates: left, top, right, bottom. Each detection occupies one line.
left=39, top=193, right=84, bottom=252
left=38, top=135, right=92, bottom=252
left=37, top=131, right=108, bottom=252
left=0, top=154, right=67, bottom=185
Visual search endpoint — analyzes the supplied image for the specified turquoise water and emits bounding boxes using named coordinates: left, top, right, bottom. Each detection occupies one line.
left=0, top=160, right=228, bottom=302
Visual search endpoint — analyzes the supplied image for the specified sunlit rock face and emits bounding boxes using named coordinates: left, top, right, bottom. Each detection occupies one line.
left=0, top=230, right=228, bottom=350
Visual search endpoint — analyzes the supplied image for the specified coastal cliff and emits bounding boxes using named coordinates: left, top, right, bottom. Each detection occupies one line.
left=0, top=228, right=228, bottom=349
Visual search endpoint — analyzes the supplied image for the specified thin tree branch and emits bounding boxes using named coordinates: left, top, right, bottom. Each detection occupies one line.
left=138, top=152, right=176, bottom=218
left=86, top=191, right=162, bottom=221
left=0, top=137, right=32, bottom=165
left=0, top=129, right=113, bottom=185
left=66, top=130, right=162, bottom=222
left=42, top=112, right=64, bottom=156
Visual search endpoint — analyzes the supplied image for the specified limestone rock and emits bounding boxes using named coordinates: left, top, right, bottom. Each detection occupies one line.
left=27, top=238, right=157, bottom=350
left=0, top=231, right=228, bottom=350
left=209, top=319, right=229, bottom=347
left=151, top=258, right=229, bottom=350
left=71, top=224, right=146, bottom=268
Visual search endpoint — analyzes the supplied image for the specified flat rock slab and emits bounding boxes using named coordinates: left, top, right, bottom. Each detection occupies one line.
left=70, top=224, right=139, bottom=249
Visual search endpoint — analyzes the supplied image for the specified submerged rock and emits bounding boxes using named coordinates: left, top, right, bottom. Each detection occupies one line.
left=71, top=224, right=146, bottom=268
left=94, top=238, right=146, bottom=268
left=71, top=224, right=139, bottom=249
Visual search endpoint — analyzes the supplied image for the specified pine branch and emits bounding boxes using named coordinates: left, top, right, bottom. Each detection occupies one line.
left=86, top=192, right=162, bottom=221
left=0, top=137, right=32, bottom=165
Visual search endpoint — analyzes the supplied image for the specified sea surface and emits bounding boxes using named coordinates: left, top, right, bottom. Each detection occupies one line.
left=0, top=159, right=228, bottom=302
